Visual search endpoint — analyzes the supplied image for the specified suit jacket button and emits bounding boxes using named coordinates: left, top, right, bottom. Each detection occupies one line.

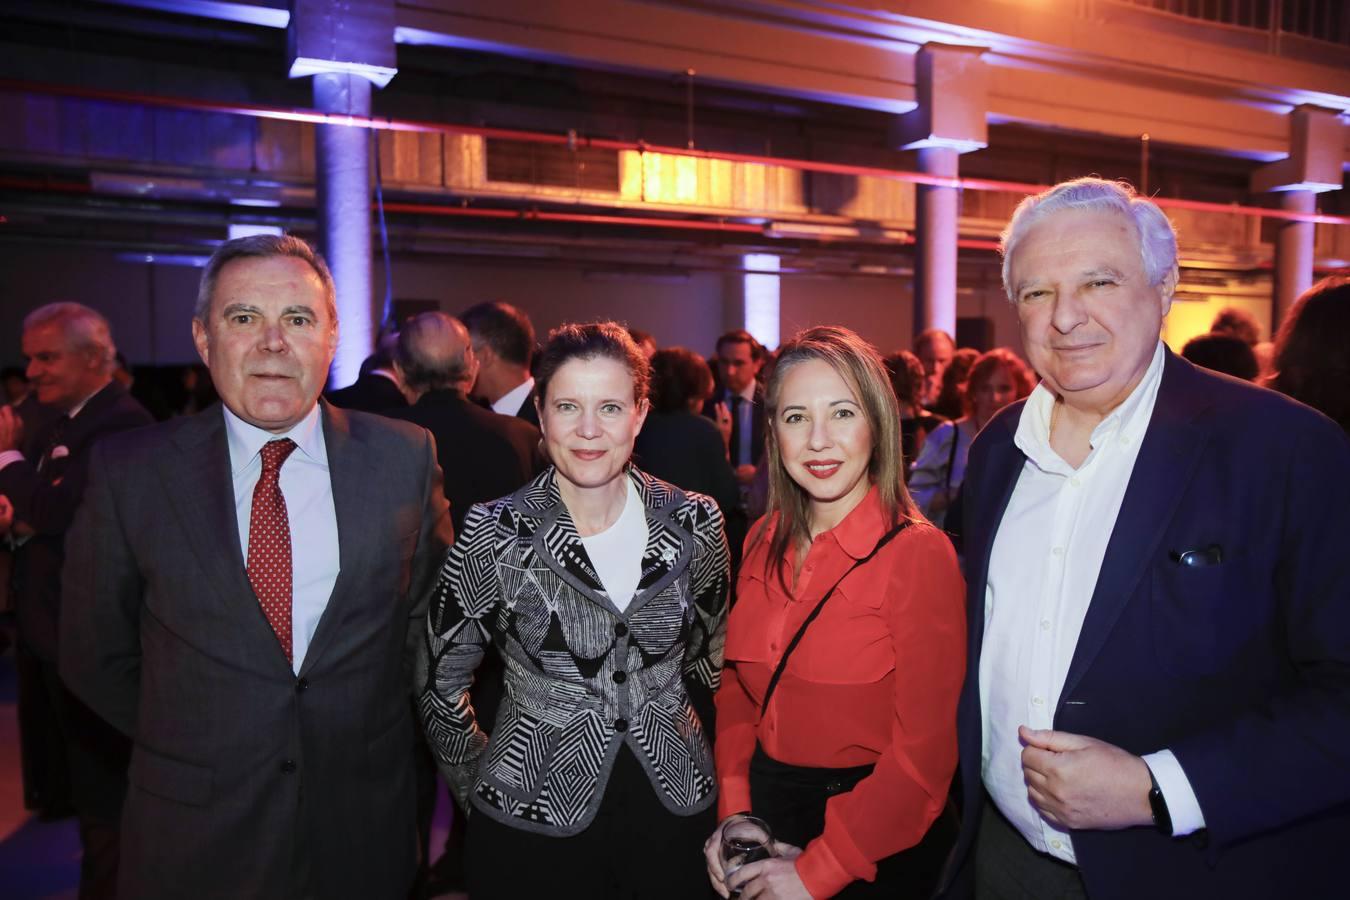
left=613, top=718, right=628, bottom=732
left=280, top=759, right=297, bottom=774
left=612, top=671, right=627, bottom=684
left=295, top=678, right=309, bottom=693
left=614, top=622, right=628, bottom=638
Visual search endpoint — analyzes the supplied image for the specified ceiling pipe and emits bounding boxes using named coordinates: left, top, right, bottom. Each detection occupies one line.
left=2, top=78, right=1347, bottom=227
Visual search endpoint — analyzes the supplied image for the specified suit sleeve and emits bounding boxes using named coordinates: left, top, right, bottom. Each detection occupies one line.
left=405, top=429, right=454, bottom=693
left=1169, top=416, right=1350, bottom=852
left=58, top=440, right=145, bottom=736
left=797, top=527, right=967, bottom=899
left=415, top=501, right=495, bottom=809
left=0, top=407, right=149, bottom=536
left=683, top=495, right=730, bottom=728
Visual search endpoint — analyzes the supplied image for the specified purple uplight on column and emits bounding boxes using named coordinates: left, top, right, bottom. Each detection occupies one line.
left=313, top=72, right=374, bottom=389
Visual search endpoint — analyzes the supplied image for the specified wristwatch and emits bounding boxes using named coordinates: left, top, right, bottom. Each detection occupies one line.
left=1146, top=765, right=1173, bottom=836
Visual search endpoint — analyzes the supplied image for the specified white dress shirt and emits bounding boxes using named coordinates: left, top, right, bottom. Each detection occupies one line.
left=579, top=478, right=648, bottom=612
left=979, top=341, right=1204, bottom=863
left=225, top=404, right=340, bottom=674
left=492, top=377, right=536, bottom=417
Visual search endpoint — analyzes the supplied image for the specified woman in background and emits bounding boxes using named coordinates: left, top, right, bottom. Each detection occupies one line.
left=909, top=348, right=1033, bottom=528
left=634, top=346, right=739, bottom=516
left=928, top=347, right=978, bottom=421
left=705, top=325, right=965, bottom=899
left=1265, top=274, right=1350, bottom=433
left=884, top=350, right=946, bottom=478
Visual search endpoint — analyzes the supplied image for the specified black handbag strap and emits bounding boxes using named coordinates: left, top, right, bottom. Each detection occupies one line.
left=759, top=520, right=911, bottom=718
left=943, top=423, right=961, bottom=494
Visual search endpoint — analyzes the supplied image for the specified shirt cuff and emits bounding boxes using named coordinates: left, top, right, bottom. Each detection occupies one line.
left=0, top=450, right=24, bottom=470
left=1143, top=749, right=1206, bottom=836
left=796, top=837, right=856, bottom=900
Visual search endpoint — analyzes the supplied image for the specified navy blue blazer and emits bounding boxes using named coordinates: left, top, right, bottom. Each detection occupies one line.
left=945, top=351, right=1350, bottom=899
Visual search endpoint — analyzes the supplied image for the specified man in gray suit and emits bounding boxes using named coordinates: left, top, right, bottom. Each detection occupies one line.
left=60, top=234, right=454, bottom=899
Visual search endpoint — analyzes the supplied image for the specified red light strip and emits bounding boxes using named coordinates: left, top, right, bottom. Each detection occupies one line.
left=2, top=78, right=1347, bottom=227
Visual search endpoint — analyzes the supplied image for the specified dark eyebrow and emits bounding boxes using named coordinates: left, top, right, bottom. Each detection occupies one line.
left=829, top=399, right=860, bottom=407
left=220, top=303, right=262, bottom=319
left=280, top=305, right=319, bottom=319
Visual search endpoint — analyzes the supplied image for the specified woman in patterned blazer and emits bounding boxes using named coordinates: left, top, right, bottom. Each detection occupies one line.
left=418, top=321, right=730, bottom=899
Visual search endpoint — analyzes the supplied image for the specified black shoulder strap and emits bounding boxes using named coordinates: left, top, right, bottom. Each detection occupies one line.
left=944, top=423, right=961, bottom=494
left=758, top=520, right=911, bottom=718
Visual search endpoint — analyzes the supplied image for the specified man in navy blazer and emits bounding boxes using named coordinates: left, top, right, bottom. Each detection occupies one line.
left=942, top=178, right=1350, bottom=899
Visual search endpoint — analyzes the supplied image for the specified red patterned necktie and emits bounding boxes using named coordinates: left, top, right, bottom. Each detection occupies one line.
left=248, top=438, right=298, bottom=663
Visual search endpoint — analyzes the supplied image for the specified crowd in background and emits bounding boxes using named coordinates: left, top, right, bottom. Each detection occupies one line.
left=0, top=187, right=1347, bottom=900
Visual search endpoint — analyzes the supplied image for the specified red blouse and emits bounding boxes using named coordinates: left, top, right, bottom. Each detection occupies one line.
left=714, top=486, right=966, bottom=898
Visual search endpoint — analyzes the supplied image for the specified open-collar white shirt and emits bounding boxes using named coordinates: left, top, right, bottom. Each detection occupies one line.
left=979, top=341, right=1203, bottom=863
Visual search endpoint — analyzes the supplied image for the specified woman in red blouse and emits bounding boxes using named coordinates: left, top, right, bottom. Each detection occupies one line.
left=704, top=325, right=966, bottom=899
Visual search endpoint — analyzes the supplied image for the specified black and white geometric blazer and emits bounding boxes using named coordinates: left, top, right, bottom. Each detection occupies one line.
left=417, top=465, right=730, bottom=836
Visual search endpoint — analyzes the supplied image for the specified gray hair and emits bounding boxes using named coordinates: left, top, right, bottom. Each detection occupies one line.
left=999, top=177, right=1178, bottom=301
left=23, top=302, right=117, bottom=373
left=395, top=312, right=475, bottom=394
left=195, top=234, right=337, bottom=326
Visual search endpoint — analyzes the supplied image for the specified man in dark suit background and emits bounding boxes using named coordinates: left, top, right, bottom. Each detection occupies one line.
left=325, top=332, right=407, bottom=414
left=702, top=329, right=766, bottom=483
left=0, top=302, right=153, bottom=898
left=943, top=178, right=1350, bottom=899
left=701, top=329, right=767, bottom=530
left=59, top=234, right=453, bottom=900
left=385, top=311, right=541, bottom=532
left=461, top=300, right=540, bottom=426
left=384, top=310, right=542, bottom=896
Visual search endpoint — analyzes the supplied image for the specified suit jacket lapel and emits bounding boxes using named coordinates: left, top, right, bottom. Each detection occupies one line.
left=522, top=469, right=613, bottom=611
left=966, top=408, right=1027, bottom=653
left=299, top=403, right=379, bottom=677
left=165, top=406, right=289, bottom=667
left=1057, top=354, right=1212, bottom=708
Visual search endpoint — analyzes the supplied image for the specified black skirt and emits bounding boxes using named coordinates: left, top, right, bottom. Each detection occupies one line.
left=748, top=744, right=957, bottom=899
left=465, top=745, right=715, bottom=900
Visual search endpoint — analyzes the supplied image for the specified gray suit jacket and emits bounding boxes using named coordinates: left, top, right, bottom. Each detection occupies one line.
left=60, top=401, right=453, bottom=900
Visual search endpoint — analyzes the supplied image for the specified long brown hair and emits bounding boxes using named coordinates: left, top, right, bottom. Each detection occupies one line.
left=751, top=326, right=920, bottom=588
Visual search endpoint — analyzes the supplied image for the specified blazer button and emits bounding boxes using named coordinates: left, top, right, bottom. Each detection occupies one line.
left=613, top=718, right=628, bottom=732
left=280, top=759, right=297, bottom=774
left=612, top=671, right=627, bottom=684
left=614, top=622, right=628, bottom=638
left=295, top=678, right=309, bottom=693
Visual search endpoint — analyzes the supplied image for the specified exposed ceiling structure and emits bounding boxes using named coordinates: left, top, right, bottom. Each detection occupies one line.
left=1, top=0, right=1347, bottom=284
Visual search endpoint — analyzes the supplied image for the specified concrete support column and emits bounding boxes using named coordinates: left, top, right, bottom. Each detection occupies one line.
left=313, top=73, right=374, bottom=388
left=288, top=0, right=396, bottom=387
left=1273, top=190, right=1316, bottom=328
left=1250, top=105, right=1344, bottom=331
left=914, top=147, right=960, bottom=338
left=891, top=44, right=988, bottom=342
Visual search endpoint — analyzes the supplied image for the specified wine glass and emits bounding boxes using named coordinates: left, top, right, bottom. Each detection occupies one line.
left=720, top=814, right=775, bottom=897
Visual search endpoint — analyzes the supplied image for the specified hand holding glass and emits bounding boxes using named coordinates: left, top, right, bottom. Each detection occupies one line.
left=720, top=815, right=776, bottom=896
